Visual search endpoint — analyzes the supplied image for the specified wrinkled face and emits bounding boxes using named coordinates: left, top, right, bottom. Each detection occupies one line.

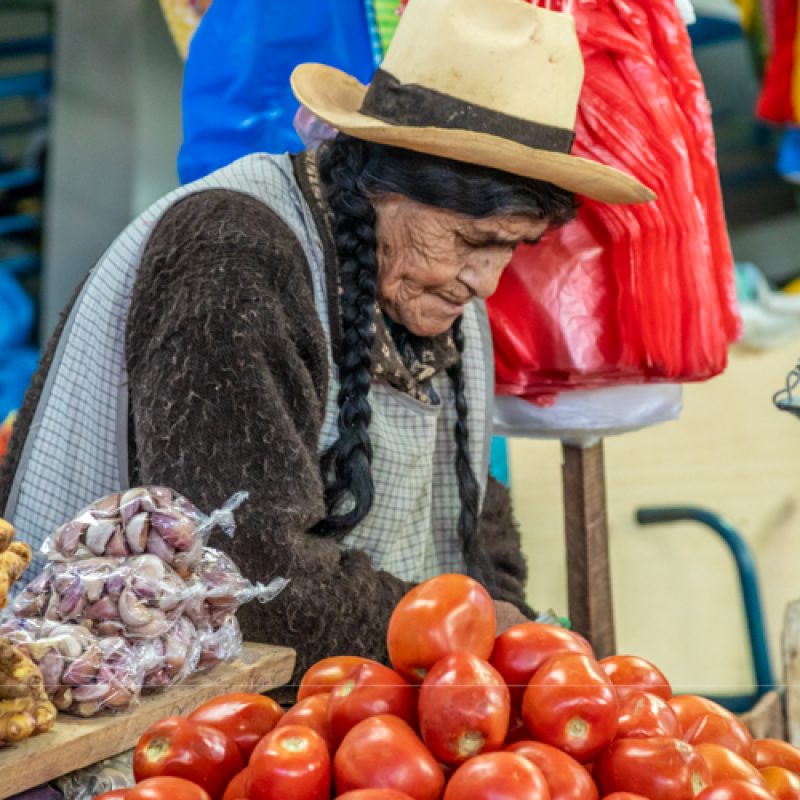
left=373, top=194, right=550, bottom=337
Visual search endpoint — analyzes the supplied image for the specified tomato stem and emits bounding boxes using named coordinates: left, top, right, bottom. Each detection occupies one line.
left=282, top=737, right=310, bottom=754
left=144, top=737, right=170, bottom=763
left=457, top=731, right=485, bottom=758
left=566, top=717, right=589, bottom=741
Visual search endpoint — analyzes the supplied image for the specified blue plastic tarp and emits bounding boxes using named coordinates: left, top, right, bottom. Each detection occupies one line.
left=179, top=0, right=376, bottom=183
left=0, top=271, right=38, bottom=419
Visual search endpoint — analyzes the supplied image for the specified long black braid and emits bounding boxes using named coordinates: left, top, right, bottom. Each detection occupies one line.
left=315, top=135, right=578, bottom=593
left=446, top=315, right=494, bottom=587
left=315, top=138, right=378, bottom=535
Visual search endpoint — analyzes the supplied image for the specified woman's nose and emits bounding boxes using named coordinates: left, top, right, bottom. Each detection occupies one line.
left=459, top=251, right=513, bottom=299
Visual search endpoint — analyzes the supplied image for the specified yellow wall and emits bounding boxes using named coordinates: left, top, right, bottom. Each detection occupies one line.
left=510, top=341, right=800, bottom=696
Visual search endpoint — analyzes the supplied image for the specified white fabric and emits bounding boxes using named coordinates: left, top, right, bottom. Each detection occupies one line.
left=5, top=153, right=492, bottom=589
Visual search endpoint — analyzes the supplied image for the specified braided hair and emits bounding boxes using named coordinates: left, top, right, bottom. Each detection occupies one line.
left=316, top=135, right=578, bottom=592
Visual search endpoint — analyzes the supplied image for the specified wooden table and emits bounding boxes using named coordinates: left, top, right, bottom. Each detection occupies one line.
left=0, top=641, right=295, bottom=798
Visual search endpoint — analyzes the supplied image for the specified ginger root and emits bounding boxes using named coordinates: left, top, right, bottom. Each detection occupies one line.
left=0, top=526, right=32, bottom=610
left=0, top=637, right=57, bottom=747
left=0, top=518, right=13, bottom=554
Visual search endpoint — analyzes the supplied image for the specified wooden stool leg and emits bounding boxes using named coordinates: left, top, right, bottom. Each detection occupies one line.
left=562, top=440, right=616, bottom=658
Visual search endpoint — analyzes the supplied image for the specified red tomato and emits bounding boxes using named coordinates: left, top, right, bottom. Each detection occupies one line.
left=387, top=574, right=495, bottom=682
left=298, top=657, right=374, bottom=701
left=668, top=697, right=737, bottom=736
left=617, top=692, right=680, bottom=740
left=127, top=777, right=212, bottom=800
left=95, top=792, right=130, bottom=800
left=506, top=740, right=598, bottom=800
left=133, top=717, right=244, bottom=800
left=334, top=714, right=445, bottom=800
left=336, top=791, right=418, bottom=800
left=248, top=724, right=331, bottom=800
left=443, top=752, right=550, bottom=800
left=595, top=737, right=711, bottom=800
left=328, top=661, right=417, bottom=745
left=490, top=623, right=594, bottom=708
left=695, top=780, right=777, bottom=800
left=753, top=740, right=800, bottom=773
left=522, top=653, right=618, bottom=763
left=761, top=767, right=800, bottom=800
left=694, top=744, right=767, bottom=788
left=189, top=693, right=284, bottom=763
left=602, top=795, right=652, bottom=800
left=600, top=656, right=672, bottom=702
left=223, top=768, right=251, bottom=800
left=683, top=714, right=754, bottom=761
left=418, top=652, right=510, bottom=765
left=276, top=693, right=335, bottom=752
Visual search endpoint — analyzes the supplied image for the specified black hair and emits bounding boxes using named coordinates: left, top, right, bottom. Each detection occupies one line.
left=315, top=134, right=578, bottom=595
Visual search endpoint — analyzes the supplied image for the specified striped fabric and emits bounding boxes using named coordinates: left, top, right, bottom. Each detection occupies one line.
left=4, top=153, right=493, bottom=591
left=373, top=0, right=402, bottom=54
left=364, top=0, right=385, bottom=66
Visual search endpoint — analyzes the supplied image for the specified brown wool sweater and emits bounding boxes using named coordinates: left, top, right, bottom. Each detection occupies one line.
left=0, top=154, right=532, bottom=691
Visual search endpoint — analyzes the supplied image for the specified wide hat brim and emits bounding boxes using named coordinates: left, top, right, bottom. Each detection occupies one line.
left=292, top=64, right=656, bottom=205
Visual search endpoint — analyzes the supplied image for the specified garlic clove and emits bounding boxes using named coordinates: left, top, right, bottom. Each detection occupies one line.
left=150, top=512, right=195, bottom=551
left=54, top=521, right=83, bottom=558
left=62, top=645, right=102, bottom=686
left=145, top=531, right=176, bottom=564
left=105, top=528, right=130, bottom=558
left=91, top=492, right=121, bottom=519
left=128, top=554, right=166, bottom=581
left=85, top=520, right=117, bottom=555
left=129, top=610, right=170, bottom=638
left=125, top=513, right=150, bottom=554
left=52, top=687, right=73, bottom=711
left=96, top=621, right=125, bottom=637
left=118, top=587, right=153, bottom=627
left=149, top=487, right=174, bottom=508
left=85, top=595, right=120, bottom=621
left=120, top=487, right=148, bottom=524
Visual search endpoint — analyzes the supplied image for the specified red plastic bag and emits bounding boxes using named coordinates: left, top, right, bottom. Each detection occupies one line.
left=488, top=0, right=739, bottom=405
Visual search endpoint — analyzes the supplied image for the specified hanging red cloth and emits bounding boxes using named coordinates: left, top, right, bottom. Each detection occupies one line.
left=756, top=0, right=800, bottom=123
left=488, top=0, right=739, bottom=404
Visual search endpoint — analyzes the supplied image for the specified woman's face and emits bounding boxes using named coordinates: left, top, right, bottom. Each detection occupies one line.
left=373, top=194, right=549, bottom=337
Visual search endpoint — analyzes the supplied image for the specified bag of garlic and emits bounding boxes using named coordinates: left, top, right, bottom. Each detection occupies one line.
left=42, top=486, right=248, bottom=579
left=0, top=487, right=288, bottom=715
left=0, top=619, right=145, bottom=716
left=13, top=556, right=192, bottom=638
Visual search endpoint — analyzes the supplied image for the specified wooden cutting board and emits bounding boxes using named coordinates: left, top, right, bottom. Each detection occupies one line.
left=0, top=641, right=295, bottom=798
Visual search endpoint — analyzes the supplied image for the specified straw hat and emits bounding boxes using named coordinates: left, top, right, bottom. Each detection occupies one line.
left=291, top=0, right=655, bottom=205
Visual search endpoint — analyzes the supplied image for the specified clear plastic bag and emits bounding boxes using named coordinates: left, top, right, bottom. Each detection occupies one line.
left=56, top=750, right=133, bottom=800
left=5, top=487, right=287, bottom=714
left=44, top=487, right=247, bottom=579
left=13, top=556, right=190, bottom=639
left=0, top=620, right=144, bottom=716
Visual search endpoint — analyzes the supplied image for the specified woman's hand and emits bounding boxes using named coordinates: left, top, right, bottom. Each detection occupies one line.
left=494, top=600, right=531, bottom=634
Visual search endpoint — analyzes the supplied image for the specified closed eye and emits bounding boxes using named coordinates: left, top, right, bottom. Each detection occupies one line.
left=464, top=236, right=543, bottom=249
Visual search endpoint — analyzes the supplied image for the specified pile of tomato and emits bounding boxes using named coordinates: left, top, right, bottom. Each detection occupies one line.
left=98, top=574, right=800, bottom=800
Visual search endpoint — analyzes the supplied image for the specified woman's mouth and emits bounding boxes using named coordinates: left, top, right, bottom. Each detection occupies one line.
left=435, top=294, right=468, bottom=315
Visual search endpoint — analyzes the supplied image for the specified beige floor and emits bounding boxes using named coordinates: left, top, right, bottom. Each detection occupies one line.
left=509, top=340, right=800, bottom=696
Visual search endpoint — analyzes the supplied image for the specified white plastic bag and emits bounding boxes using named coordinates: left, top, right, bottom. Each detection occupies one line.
left=493, top=384, right=682, bottom=447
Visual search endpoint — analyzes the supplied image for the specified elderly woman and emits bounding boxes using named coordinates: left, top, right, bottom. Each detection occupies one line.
left=0, top=0, right=651, bottom=684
